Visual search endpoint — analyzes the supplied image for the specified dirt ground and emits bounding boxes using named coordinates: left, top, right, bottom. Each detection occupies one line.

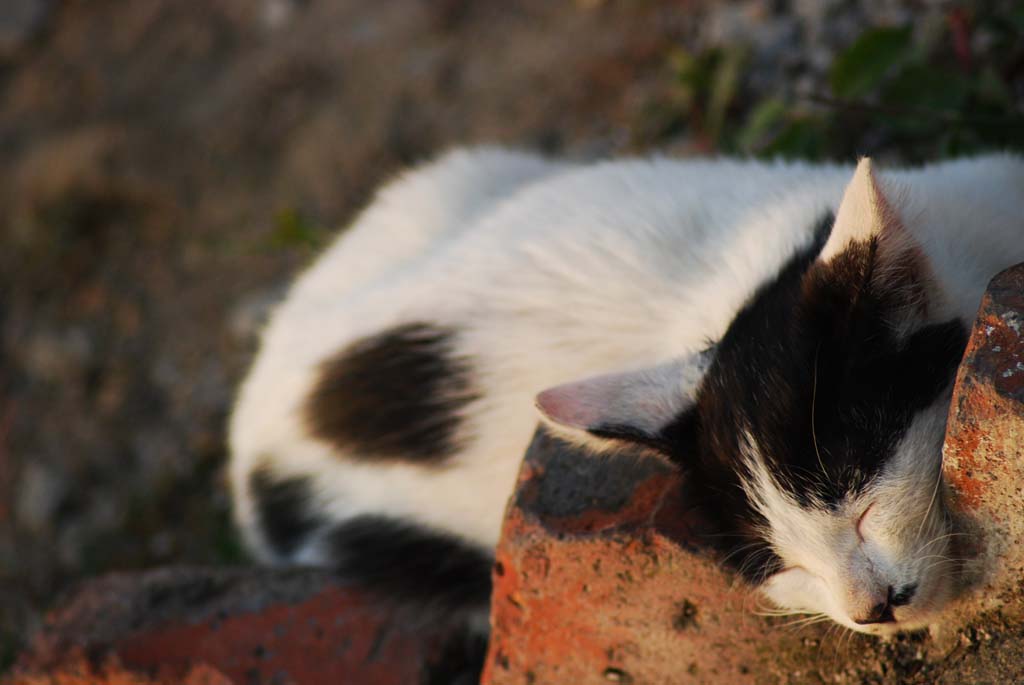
left=0, top=0, right=1021, bottom=673
left=0, top=0, right=711, bottom=660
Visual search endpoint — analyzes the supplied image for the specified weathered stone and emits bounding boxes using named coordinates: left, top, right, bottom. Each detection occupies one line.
left=9, top=268, right=1024, bottom=685
left=10, top=656, right=234, bottom=685
left=484, top=263, right=1024, bottom=685
left=7, top=567, right=483, bottom=685
left=942, top=264, right=1024, bottom=624
left=484, top=432, right=805, bottom=685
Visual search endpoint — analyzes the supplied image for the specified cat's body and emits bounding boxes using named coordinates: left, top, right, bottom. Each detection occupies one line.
left=229, top=148, right=1024, bottom=633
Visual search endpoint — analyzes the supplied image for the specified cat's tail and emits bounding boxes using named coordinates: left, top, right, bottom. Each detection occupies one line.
left=321, top=514, right=494, bottom=684
left=235, top=469, right=494, bottom=682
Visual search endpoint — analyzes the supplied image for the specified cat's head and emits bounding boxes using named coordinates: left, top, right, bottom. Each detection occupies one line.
left=536, top=159, right=969, bottom=634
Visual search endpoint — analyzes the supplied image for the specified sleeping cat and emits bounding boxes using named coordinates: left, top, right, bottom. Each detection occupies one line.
left=229, top=148, right=1024, bottom=636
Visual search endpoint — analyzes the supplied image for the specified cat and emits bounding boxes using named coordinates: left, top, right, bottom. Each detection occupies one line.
left=228, top=147, right=1024, bottom=636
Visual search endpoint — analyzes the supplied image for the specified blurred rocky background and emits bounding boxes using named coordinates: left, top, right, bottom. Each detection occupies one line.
left=0, top=0, right=1021, bottom=670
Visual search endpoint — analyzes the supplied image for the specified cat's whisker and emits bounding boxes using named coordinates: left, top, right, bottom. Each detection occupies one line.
left=718, top=540, right=768, bottom=565
left=829, top=628, right=841, bottom=665
left=750, top=602, right=814, bottom=617
left=749, top=604, right=795, bottom=616
left=724, top=545, right=776, bottom=592
left=743, top=589, right=780, bottom=630
left=919, top=560, right=956, bottom=578
left=914, top=458, right=945, bottom=544
left=915, top=551, right=959, bottom=562
left=780, top=613, right=831, bottom=631
left=784, top=620, right=830, bottom=638
left=914, top=531, right=970, bottom=556
left=810, top=343, right=826, bottom=477
left=913, top=530, right=969, bottom=558
left=836, top=624, right=857, bottom=664
left=817, top=623, right=841, bottom=666
left=917, top=549, right=973, bottom=563
left=918, top=557, right=962, bottom=578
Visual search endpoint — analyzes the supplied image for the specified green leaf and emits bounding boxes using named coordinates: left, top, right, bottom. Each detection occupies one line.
left=881, top=64, right=969, bottom=113
left=1010, top=7, right=1024, bottom=33
left=705, top=46, right=748, bottom=143
left=269, top=207, right=325, bottom=250
left=973, top=66, right=1014, bottom=109
left=666, top=48, right=705, bottom=116
left=735, top=97, right=788, bottom=155
left=761, top=116, right=828, bottom=160
left=830, top=26, right=914, bottom=99
left=669, top=48, right=700, bottom=87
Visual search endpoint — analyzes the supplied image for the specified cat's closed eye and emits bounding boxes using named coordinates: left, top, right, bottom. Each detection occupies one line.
left=855, top=502, right=876, bottom=541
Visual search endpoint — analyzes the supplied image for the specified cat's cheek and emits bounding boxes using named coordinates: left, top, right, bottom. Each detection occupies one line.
left=900, top=568, right=954, bottom=627
left=760, top=567, right=826, bottom=613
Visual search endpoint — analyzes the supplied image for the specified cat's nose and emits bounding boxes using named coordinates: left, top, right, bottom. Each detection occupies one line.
left=890, top=583, right=917, bottom=606
left=852, top=585, right=896, bottom=625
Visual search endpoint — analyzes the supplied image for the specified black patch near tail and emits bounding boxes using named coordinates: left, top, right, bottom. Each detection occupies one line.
left=249, top=463, right=322, bottom=559
left=324, top=514, right=493, bottom=615
left=421, top=621, right=489, bottom=685
left=305, top=322, right=479, bottom=464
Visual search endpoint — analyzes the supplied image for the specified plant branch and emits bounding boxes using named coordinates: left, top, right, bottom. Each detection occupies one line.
left=802, top=93, right=1024, bottom=128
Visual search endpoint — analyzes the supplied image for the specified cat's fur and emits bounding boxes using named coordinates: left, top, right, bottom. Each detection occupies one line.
left=229, top=147, right=1024, bottom=634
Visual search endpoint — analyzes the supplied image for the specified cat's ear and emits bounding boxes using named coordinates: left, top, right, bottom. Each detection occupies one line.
left=535, top=351, right=709, bottom=455
left=813, top=158, right=941, bottom=325
left=819, top=158, right=903, bottom=262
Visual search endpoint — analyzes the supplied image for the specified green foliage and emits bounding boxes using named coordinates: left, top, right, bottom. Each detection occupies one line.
left=829, top=27, right=915, bottom=99
left=268, top=207, right=327, bottom=251
left=211, top=507, right=248, bottom=565
left=653, top=46, right=750, bottom=150
left=0, top=631, right=16, bottom=675
left=645, top=6, right=1024, bottom=162
left=704, top=46, right=750, bottom=142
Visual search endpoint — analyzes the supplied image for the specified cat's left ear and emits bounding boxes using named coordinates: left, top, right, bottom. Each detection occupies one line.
left=814, top=158, right=942, bottom=323
left=535, top=351, right=709, bottom=456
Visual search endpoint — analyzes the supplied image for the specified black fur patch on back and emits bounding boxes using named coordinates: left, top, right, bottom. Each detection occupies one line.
left=305, top=323, right=479, bottom=464
left=249, top=463, right=322, bottom=559
left=324, top=514, right=493, bottom=615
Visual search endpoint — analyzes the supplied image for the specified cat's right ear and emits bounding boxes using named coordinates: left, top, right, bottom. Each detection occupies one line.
left=534, top=350, right=710, bottom=457
left=813, top=157, right=942, bottom=326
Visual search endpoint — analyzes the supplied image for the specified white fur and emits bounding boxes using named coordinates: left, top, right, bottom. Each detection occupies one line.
left=751, top=402, right=954, bottom=634
left=820, top=157, right=890, bottom=262
left=229, top=148, right=1024, bottom=629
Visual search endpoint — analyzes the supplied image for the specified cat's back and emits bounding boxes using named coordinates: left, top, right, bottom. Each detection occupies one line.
left=247, top=153, right=855, bottom=391
left=228, top=151, right=860, bottom=562
left=243, top=154, right=855, bottom=429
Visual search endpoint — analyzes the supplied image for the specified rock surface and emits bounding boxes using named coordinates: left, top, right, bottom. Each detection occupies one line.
left=483, top=263, right=1024, bottom=684
left=942, top=264, right=1024, bottom=625
left=6, top=567, right=484, bottom=685
left=9, top=266, right=1024, bottom=684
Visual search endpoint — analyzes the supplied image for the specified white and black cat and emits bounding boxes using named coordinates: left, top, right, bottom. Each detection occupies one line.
left=229, top=148, right=1024, bottom=635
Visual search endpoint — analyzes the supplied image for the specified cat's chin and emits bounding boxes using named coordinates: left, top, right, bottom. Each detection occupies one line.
left=837, top=572, right=956, bottom=635
left=761, top=565, right=956, bottom=636
left=848, top=612, right=936, bottom=636
left=821, top=604, right=942, bottom=636
left=892, top=583, right=956, bottom=633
